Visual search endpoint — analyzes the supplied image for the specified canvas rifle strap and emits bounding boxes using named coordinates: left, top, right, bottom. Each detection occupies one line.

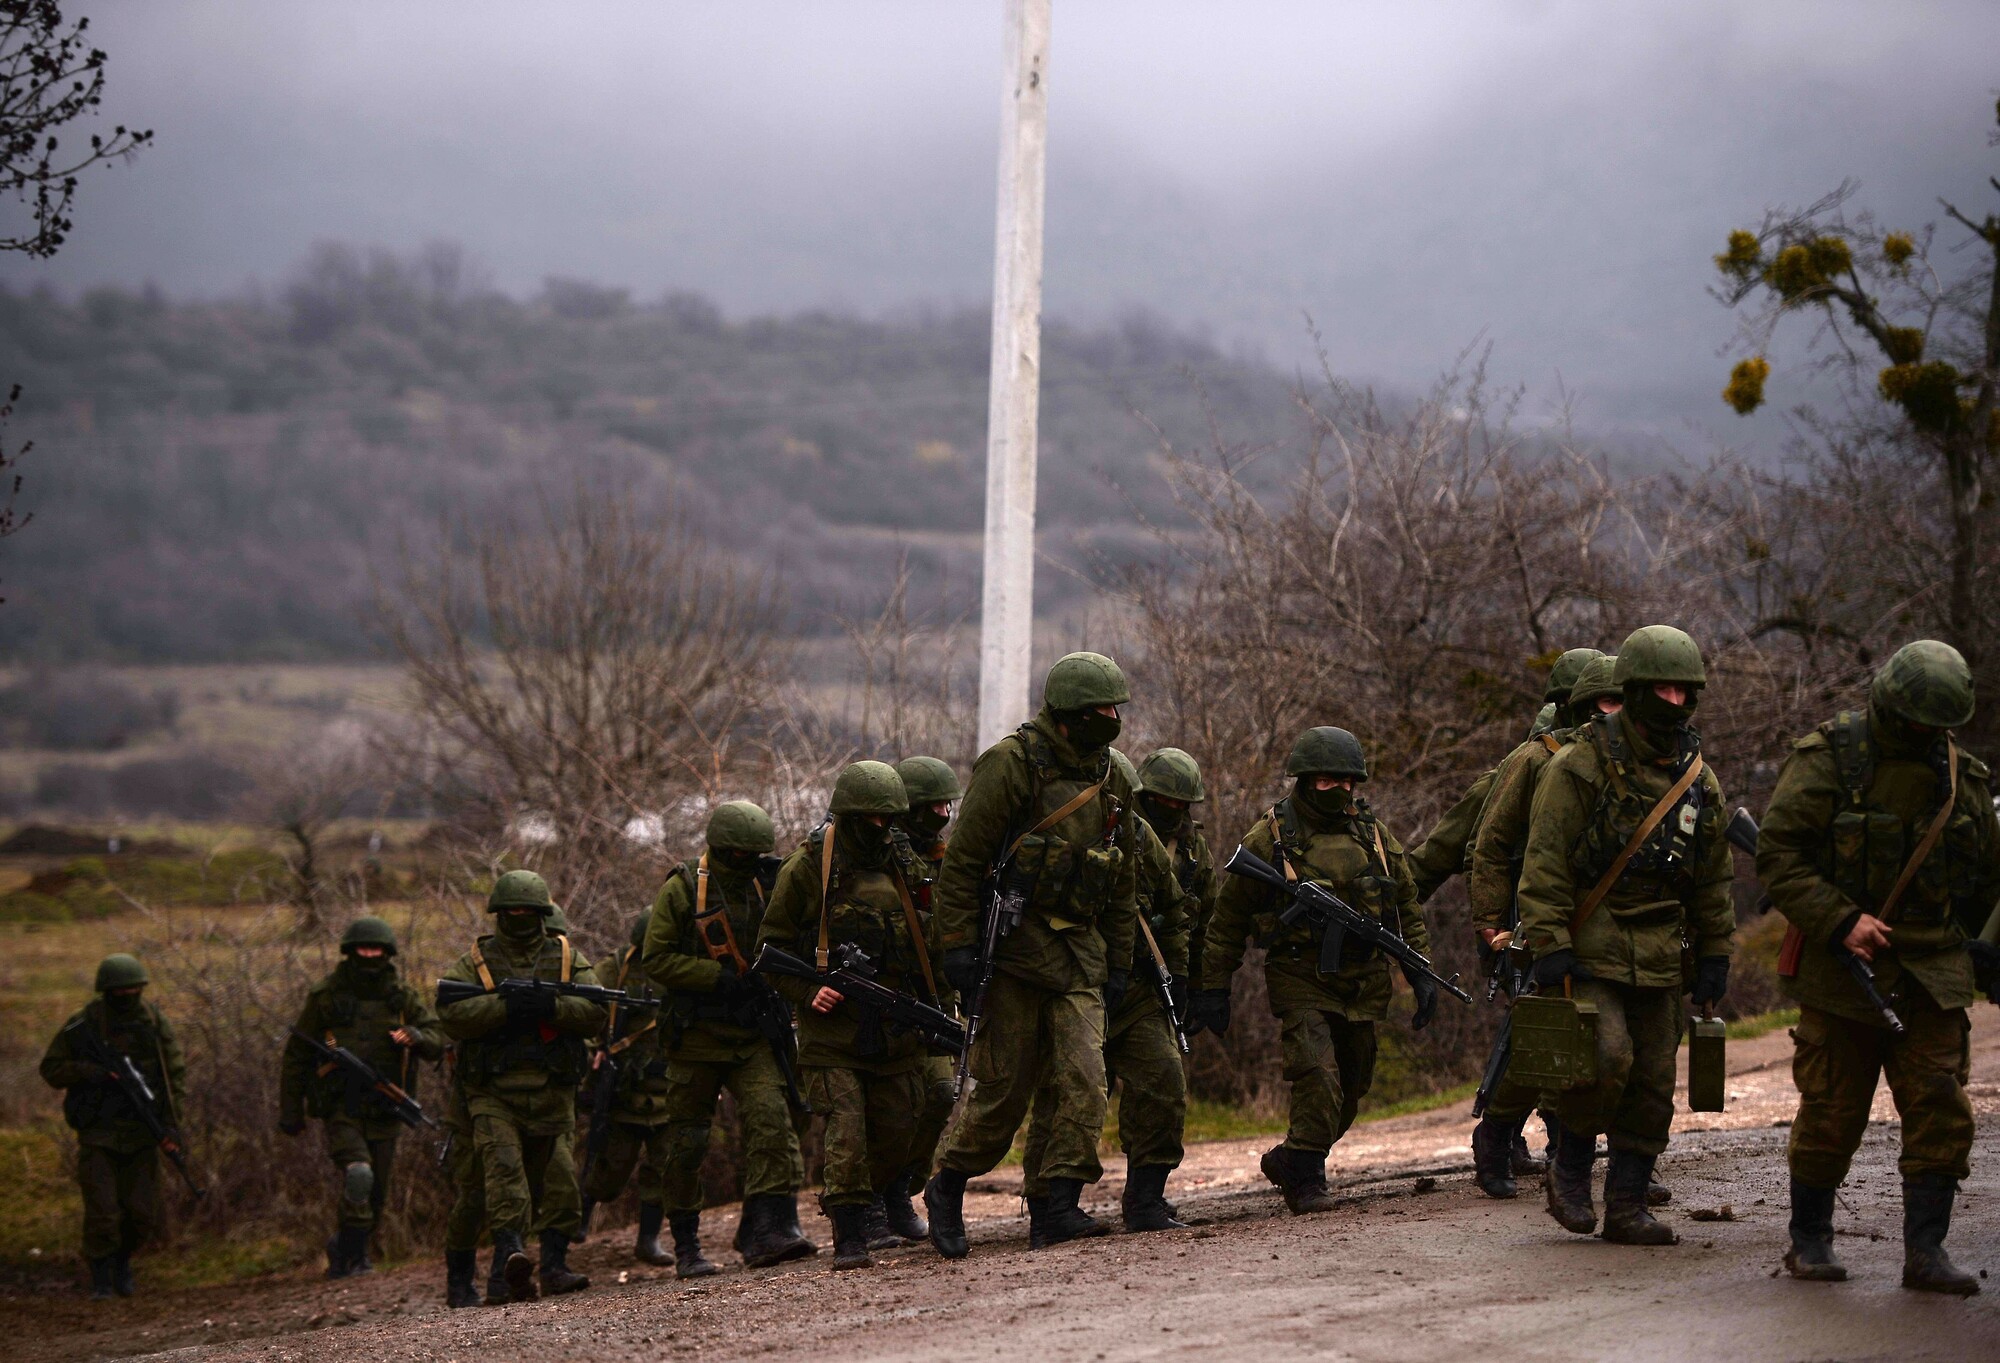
left=1135, top=913, right=1171, bottom=981
left=1540, top=734, right=1562, bottom=755
left=818, top=818, right=838, bottom=970
left=694, top=852, right=749, bottom=970
left=999, top=783, right=1104, bottom=865
left=1879, top=737, right=1958, bottom=926
left=1571, top=754, right=1705, bottom=938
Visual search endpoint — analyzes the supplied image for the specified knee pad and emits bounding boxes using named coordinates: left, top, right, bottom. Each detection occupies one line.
left=343, top=1161, right=375, bottom=1204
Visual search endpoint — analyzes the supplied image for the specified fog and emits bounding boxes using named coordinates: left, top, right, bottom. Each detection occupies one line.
left=6, top=0, right=1997, bottom=434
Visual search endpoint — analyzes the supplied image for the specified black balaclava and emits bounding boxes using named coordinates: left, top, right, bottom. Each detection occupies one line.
left=104, top=987, right=145, bottom=1018
left=1871, top=696, right=1942, bottom=763
left=343, top=952, right=395, bottom=994
left=836, top=815, right=893, bottom=869
left=1624, top=683, right=1697, bottom=738
left=710, top=846, right=763, bottom=877
left=1058, top=708, right=1122, bottom=753
left=903, top=804, right=951, bottom=844
left=1137, top=793, right=1186, bottom=837
left=497, top=906, right=547, bottom=945
left=1292, top=777, right=1354, bottom=825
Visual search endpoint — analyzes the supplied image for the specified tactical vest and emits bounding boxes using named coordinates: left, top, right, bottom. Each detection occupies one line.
left=669, top=859, right=777, bottom=1030
left=308, top=976, right=412, bottom=1120
left=606, top=944, right=669, bottom=1098
left=1570, top=716, right=1708, bottom=893
left=1002, top=726, right=1127, bottom=928
left=1818, top=711, right=1987, bottom=928
left=1261, top=797, right=1399, bottom=964
left=460, top=934, right=586, bottom=1088
left=806, top=822, right=934, bottom=999
left=62, top=999, right=174, bottom=1133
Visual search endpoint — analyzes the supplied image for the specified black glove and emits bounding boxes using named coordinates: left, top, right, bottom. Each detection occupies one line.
left=1966, top=939, right=2000, bottom=1004
left=713, top=960, right=756, bottom=1003
left=1168, top=974, right=1190, bottom=1018
left=278, top=1117, right=305, bottom=1136
left=1531, top=948, right=1587, bottom=992
left=505, top=985, right=555, bottom=1027
left=1103, top=971, right=1129, bottom=1016
left=1402, top=965, right=1439, bottom=1032
left=1690, top=956, right=1730, bottom=1011
left=1191, top=988, right=1231, bottom=1036
left=943, top=947, right=980, bottom=997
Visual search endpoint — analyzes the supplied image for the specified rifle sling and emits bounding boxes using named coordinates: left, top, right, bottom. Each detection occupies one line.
left=1878, top=737, right=1958, bottom=926
left=606, top=946, right=656, bottom=1055
left=1001, top=782, right=1104, bottom=866
left=1135, top=913, right=1171, bottom=983
left=1570, top=754, right=1704, bottom=939
left=817, top=817, right=941, bottom=1002
left=695, top=852, right=750, bottom=971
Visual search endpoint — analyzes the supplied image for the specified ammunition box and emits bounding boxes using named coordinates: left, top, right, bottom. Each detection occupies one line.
left=1687, top=1015, right=1727, bottom=1112
left=1503, top=993, right=1599, bottom=1092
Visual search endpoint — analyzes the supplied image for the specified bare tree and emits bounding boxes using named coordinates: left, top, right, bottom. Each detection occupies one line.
left=835, top=547, right=975, bottom=764
left=243, top=721, right=380, bottom=930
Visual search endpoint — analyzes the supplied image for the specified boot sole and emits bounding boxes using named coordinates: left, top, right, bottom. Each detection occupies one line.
left=503, top=1253, right=538, bottom=1303
left=1782, top=1252, right=1848, bottom=1282
left=675, top=1261, right=720, bottom=1280
left=743, top=1240, right=818, bottom=1269
left=540, top=1275, right=590, bottom=1295
left=1601, top=1226, right=1679, bottom=1246
left=1902, top=1274, right=1980, bottom=1296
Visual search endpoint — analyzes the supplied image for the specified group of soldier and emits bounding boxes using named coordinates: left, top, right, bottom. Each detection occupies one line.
left=37, top=629, right=2000, bottom=1305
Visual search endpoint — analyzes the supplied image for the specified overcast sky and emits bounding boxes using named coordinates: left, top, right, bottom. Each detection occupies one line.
left=6, top=0, right=1997, bottom=437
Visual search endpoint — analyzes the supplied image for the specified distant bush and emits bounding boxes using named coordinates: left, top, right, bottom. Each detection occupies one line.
left=0, top=669, right=179, bottom=750
left=32, top=753, right=253, bottom=818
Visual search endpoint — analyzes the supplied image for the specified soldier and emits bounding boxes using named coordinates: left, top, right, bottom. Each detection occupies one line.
left=437, top=870, right=604, bottom=1302
left=1515, top=625, right=1734, bottom=1246
left=1463, top=653, right=1621, bottom=1199
left=641, top=800, right=815, bottom=1275
left=1135, top=748, right=1215, bottom=1007
left=279, top=916, right=444, bottom=1280
left=756, top=761, right=944, bottom=1269
left=925, top=651, right=1141, bottom=1258
left=1195, top=726, right=1435, bottom=1214
left=1759, top=640, right=2000, bottom=1293
left=887, top=753, right=965, bottom=1245
left=1022, top=747, right=1191, bottom=1238
left=577, top=908, right=677, bottom=1269
left=39, top=953, right=188, bottom=1300
left=438, top=1056, right=492, bottom=1306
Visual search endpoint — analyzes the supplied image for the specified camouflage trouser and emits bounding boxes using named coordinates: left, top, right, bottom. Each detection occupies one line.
left=943, top=973, right=1107, bottom=1183
left=581, top=1119, right=671, bottom=1206
left=906, top=1055, right=956, bottom=1183
left=1280, top=1008, right=1377, bottom=1156
left=803, top=1064, right=927, bottom=1207
left=656, top=1051, right=804, bottom=1215
left=472, top=1112, right=581, bottom=1238
left=1551, top=979, right=1681, bottom=1157
left=1788, top=998, right=1973, bottom=1188
left=77, top=1143, right=161, bottom=1260
left=1022, top=997, right=1186, bottom=1196
left=324, top=1119, right=398, bottom=1229
left=444, top=1124, right=488, bottom=1252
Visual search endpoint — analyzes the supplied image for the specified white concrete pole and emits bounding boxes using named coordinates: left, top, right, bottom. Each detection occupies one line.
left=975, top=0, right=1051, bottom=752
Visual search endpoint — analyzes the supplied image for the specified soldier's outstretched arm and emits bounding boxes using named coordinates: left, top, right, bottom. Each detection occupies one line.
left=1467, top=748, right=1535, bottom=934
left=1386, top=833, right=1430, bottom=957
left=1514, top=753, right=1589, bottom=957
left=1202, top=822, right=1272, bottom=986
left=934, top=741, right=1030, bottom=952
left=39, top=1016, right=93, bottom=1089
left=1755, top=743, right=1854, bottom=946
left=550, top=957, right=609, bottom=1036
left=643, top=875, right=725, bottom=994
left=278, top=991, right=321, bottom=1126
left=1689, top=772, right=1737, bottom=958
left=400, top=986, right=447, bottom=1061
left=437, top=955, right=507, bottom=1040
left=157, top=1007, right=189, bottom=1116
left=753, top=849, right=820, bottom=1011
left=1408, top=768, right=1495, bottom=904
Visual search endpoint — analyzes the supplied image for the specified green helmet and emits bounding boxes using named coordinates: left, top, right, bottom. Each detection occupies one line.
left=94, top=953, right=149, bottom=992
left=706, top=800, right=776, bottom=853
left=488, top=869, right=554, bottom=913
left=545, top=906, right=569, bottom=936
left=894, top=756, right=963, bottom=805
left=1108, top=748, right=1140, bottom=790
left=1528, top=702, right=1559, bottom=738
left=1568, top=654, right=1621, bottom=709
left=629, top=908, right=653, bottom=949
left=830, top=760, right=909, bottom=816
left=1872, top=639, right=1974, bottom=729
left=1612, top=626, right=1707, bottom=688
left=1137, top=747, right=1206, bottom=803
left=1043, top=651, right=1131, bottom=711
left=1544, top=648, right=1606, bottom=703
left=340, top=915, right=398, bottom=957
left=1286, top=726, right=1368, bottom=780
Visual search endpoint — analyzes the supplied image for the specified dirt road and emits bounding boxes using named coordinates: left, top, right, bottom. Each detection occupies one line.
left=13, top=1014, right=2000, bottom=1363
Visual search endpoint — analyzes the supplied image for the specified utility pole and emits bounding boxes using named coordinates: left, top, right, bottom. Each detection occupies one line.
left=975, top=0, right=1051, bottom=751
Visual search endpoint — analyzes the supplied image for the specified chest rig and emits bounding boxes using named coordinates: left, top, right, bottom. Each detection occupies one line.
left=1261, top=796, right=1398, bottom=963
left=1001, top=727, right=1126, bottom=930
left=813, top=820, right=938, bottom=1004
left=1819, top=711, right=1978, bottom=927
left=1571, top=716, right=1707, bottom=890
left=462, top=933, right=585, bottom=1085
left=312, top=981, right=411, bottom=1118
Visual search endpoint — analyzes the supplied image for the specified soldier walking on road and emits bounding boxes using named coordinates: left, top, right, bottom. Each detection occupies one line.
left=577, top=908, right=677, bottom=1270
left=1758, top=639, right=2000, bottom=1294
left=1515, top=626, right=1735, bottom=1247
left=925, top=652, right=1140, bottom=1258
left=279, top=916, right=443, bottom=1280
left=640, top=800, right=816, bottom=1275
left=1196, top=727, right=1435, bottom=1215
left=1136, top=748, right=1215, bottom=1010
left=39, top=953, right=188, bottom=1300
left=437, top=871, right=604, bottom=1302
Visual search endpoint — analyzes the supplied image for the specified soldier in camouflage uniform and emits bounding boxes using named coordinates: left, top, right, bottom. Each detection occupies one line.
left=886, top=754, right=964, bottom=1244
left=1516, top=626, right=1734, bottom=1246
left=1136, top=748, right=1216, bottom=1006
left=1462, top=653, right=1621, bottom=1198
left=641, top=800, right=815, bottom=1275
left=1022, top=748, right=1191, bottom=1238
left=1759, top=640, right=2000, bottom=1294
left=926, top=652, right=1141, bottom=1258
left=39, top=953, right=188, bottom=1300
left=577, top=908, right=677, bottom=1269
left=1196, top=727, right=1436, bottom=1214
left=437, top=871, right=604, bottom=1302
left=279, top=916, right=444, bottom=1281
left=757, top=761, right=946, bottom=1269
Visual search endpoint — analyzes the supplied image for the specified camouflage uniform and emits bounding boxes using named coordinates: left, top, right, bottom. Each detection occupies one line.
left=578, top=910, right=677, bottom=1267
left=1759, top=640, right=2000, bottom=1293
left=891, top=754, right=964, bottom=1223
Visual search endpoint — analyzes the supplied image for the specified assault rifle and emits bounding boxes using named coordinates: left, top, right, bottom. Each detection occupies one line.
left=956, top=852, right=1032, bottom=1098
left=753, top=943, right=966, bottom=1057
left=62, top=1019, right=207, bottom=1199
left=289, top=1029, right=436, bottom=1129
left=435, top=976, right=653, bottom=1012
left=1724, top=808, right=1904, bottom=1034
left=1471, top=932, right=1532, bottom=1118
left=576, top=980, right=659, bottom=1238
left=1135, top=921, right=1191, bottom=1056
left=1224, top=846, right=1472, bottom=1003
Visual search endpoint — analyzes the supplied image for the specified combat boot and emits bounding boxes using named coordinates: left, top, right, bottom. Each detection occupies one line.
left=1024, top=1192, right=1051, bottom=1249
left=1122, top=1164, right=1187, bottom=1232
left=1040, top=1177, right=1110, bottom=1245
left=1471, top=1114, right=1519, bottom=1199
left=881, top=1168, right=929, bottom=1242
left=110, top=1247, right=136, bottom=1297
left=1260, top=1144, right=1336, bottom=1215
left=495, top=1228, right=538, bottom=1303
left=738, top=1193, right=817, bottom=1268
left=924, top=1167, right=970, bottom=1259
left=1901, top=1175, right=1979, bottom=1296
left=1647, top=1178, right=1672, bottom=1206
left=1782, top=1179, right=1846, bottom=1282
left=538, top=1229, right=590, bottom=1295
left=670, top=1213, right=720, bottom=1279
left=338, top=1225, right=373, bottom=1277
left=323, top=1232, right=351, bottom=1280
left=1600, top=1149, right=1676, bottom=1245
left=483, top=1242, right=511, bottom=1305
left=1544, top=1125, right=1598, bottom=1235
left=825, top=1200, right=874, bottom=1270
left=861, top=1195, right=902, bottom=1251
left=87, top=1256, right=115, bottom=1301
left=1510, top=1112, right=1548, bottom=1177
left=633, top=1202, right=674, bottom=1267
left=444, top=1249, right=481, bottom=1308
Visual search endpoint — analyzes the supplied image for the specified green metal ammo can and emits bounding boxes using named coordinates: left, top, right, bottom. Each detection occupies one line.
left=1687, top=1013, right=1727, bottom=1112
